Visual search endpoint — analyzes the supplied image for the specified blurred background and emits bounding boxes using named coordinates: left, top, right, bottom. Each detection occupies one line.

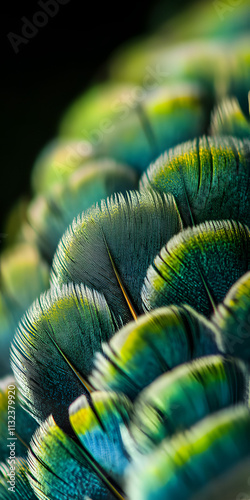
left=2, top=0, right=250, bottom=241
left=1, top=0, right=190, bottom=237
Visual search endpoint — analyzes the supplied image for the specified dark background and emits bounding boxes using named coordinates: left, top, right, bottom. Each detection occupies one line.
left=1, top=0, right=187, bottom=235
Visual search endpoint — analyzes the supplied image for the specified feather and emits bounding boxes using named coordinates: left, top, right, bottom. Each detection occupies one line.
left=210, top=96, right=250, bottom=138
left=100, top=84, right=209, bottom=171
left=59, top=82, right=136, bottom=141
left=10, top=284, right=118, bottom=430
left=0, top=244, right=49, bottom=377
left=51, top=190, right=183, bottom=324
left=109, top=1, right=250, bottom=83
left=27, top=415, right=122, bottom=500
left=69, top=391, right=132, bottom=483
left=126, top=405, right=250, bottom=500
left=31, top=139, right=93, bottom=194
left=0, top=458, right=37, bottom=499
left=142, top=220, right=250, bottom=317
left=59, top=81, right=209, bottom=172
left=27, top=159, right=138, bottom=263
left=212, top=270, right=250, bottom=361
left=110, top=35, right=250, bottom=115
left=90, top=305, right=218, bottom=400
left=140, top=135, right=250, bottom=227
left=0, top=376, right=37, bottom=462
left=128, top=355, right=249, bottom=454
left=109, top=36, right=222, bottom=86
left=1, top=244, right=49, bottom=319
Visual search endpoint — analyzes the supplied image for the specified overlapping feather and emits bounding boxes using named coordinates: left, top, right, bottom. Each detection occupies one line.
left=10, top=284, right=118, bottom=429
left=1, top=2, right=250, bottom=500
left=142, top=220, right=250, bottom=317
left=51, top=190, right=183, bottom=323
left=90, top=305, right=218, bottom=399
left=27, top=159, right=138, bottom=262
left=126, top=406, right=250, bottom=500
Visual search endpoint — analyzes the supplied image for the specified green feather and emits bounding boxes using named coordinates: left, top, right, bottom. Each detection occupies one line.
left=126, top=405, right=250, bottom=500
left=90, top=305, right=218, bottom=400
left=140, top=136, right=250, bottom=227
left=51, top=190, right=183, bottom=324
left=59, top=82, right=136, bottom=141
left=59, top=81, right=210, bottom=172
left=110, top=35, right=250, bottom=115
left=129, top=355, right=249, bottom=454
left=100, top=84, right=209, bottom=171
left=109, top=3, right=250, bottom=84
left=11, top=284, right=117, bottom=430
left=27, top=159, right=138, bottom=262
left=142, top=220, right=250, bottom=317
left=212, top=270, right=250, bottom=361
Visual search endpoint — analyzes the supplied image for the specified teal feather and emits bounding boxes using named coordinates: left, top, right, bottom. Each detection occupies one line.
left=126, top=405, right=250, bottom=500
left=69, top=391, right=132, bottom=483
left=27, top=159, right=138, bottom=262
left=0, top=458, right=37, bottom=499
left=128, top=355, right=249, bottom=454
left=10, top=284, right=117, bottom=430
left=142, top=220, right=250, bottom=317
left=51, top=190, right=183, bottom=324
left=27, top=415, right=118, bottom=500
left=140, top=136, right=250, bottom=227
left=90, top=305, right=218, bottom=400
left=100, top=84, right=210, bottom=171
left=212, top=271, right=250, bottom=361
